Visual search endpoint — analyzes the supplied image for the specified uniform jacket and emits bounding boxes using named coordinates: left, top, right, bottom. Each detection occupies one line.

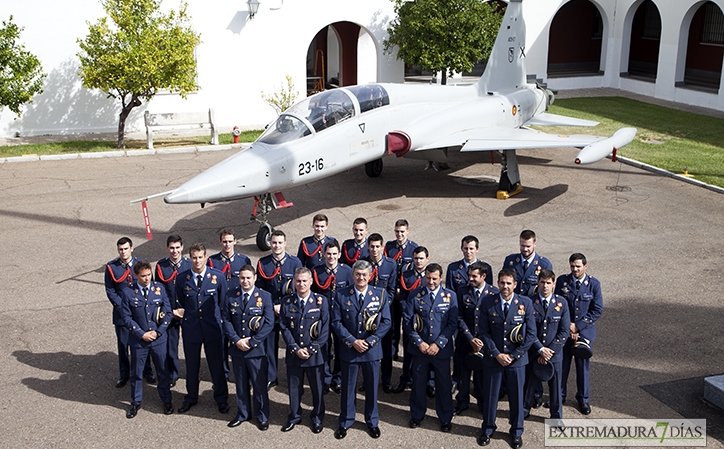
left=207, top=251, right=252, bottom=284
left=555, top=274, right=602, bottom=341
left=445, top=259, right=494, bottom=293
left=221, top=286, right=274, bottom=358
left=404, top=286, right=459, bottom=359
left=398, top=267, right=425, bottom=305
left=280, top=292, right=329, bottom=367
left=456, top=282, right=499, bottom=344
left=105, top=256, right=143, bottom=325
left=530, top=294, right=570, bottom=361
left=503, top=252, right=553, bottom=297
left=364, top=256, right=397, bottom=300
left=384, top=239, right=418, bottom=275
left=479, top=293, right=536, bottom=366
left=331, top=285, right=391, bottom=363
left=297, top=236, right=339, bottom=269
left=155, top=256, right=191, bottom=309
left=176, top=268, right=228, bottom=344
left=341, top=238, right=369, bottom=265
left=312, top=263, right=353, bottom=301
left=256, top=253, right=302, bottom=304
left=121, top=281, right=172, bottom=348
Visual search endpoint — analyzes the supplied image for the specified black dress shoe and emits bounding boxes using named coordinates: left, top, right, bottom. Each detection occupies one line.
left=368, top=426, right=381, bottom=438
left=331, top=383, right=342, bottom=394
left=144, top=373, right=157, bottom=384
left=477, top=433, right=491, bottom=446
left=227, top=418, right=244, bottom=428
left=281, top=421, right=295, bottom=432
left=258, top=421, right=269, bottom=431
left=312, top=422, right=323, bottom=434
left=426, top=386, right=436, bottom=398
left=579, top=402, right=591, bottom=415
left=392, top=383, right=409, bottom=393
left=543, top=401, right=550, bottom=408
left=409, top=418, right=421, bottom=428
left=170, top=378, right=177, bottom=388
left=382, top=384, right=393, bottom=394
left=334, top=427, right=347, bottom=439
left=358, top=384, right=365, bottom=392
left=177, top=401, right=196, bottom=413
left=163, top=402, right=174, bottom=415
left=126, top=402, right=141, bottom=419
left=453, top=405, right=468, bottom=416
left=441, top=422, right=452, bottom=433
left=115, top=378, right=129, bottom=388
left=323, top=384, right=330, bottom=395
left=532, top=395, right=543, bottom=408
left=267, top=380, right=278, bottom=391
left=218, top=402, right=230, bottom=414
left=552, top=419, right=565, bottom=431
left=511, top=436, right=523, bottom=449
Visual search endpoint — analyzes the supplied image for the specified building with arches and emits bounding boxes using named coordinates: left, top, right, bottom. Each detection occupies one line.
left=1, top=0, right=723, bottom=139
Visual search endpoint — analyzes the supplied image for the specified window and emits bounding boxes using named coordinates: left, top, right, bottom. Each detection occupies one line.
left=592, top=7, right=603, bottom=39
left=641, top=0, right=661, bottom=40
left=701, top=2, right=724, bottom=45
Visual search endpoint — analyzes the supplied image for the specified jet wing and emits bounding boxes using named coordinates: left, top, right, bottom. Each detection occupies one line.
left=413, top=127, right=603, bottom=153
left=523, top=112, right=599, bottom=127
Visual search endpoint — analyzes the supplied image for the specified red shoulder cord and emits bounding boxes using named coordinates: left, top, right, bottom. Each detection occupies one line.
left=156, top=263, right=178, bottom=283
left=400, top=274, right=421, bottom=292
left=257, top=259, right=280, bottom=280
left=302, top=239, right=323, bottom=258
left=370, top=266, right=379, bottom=283
left=392, top=250, right=403, bottom=262
left=313, top=270, right=335, bottom=290
left=107, top=264, right=130, bottom=283
left=343, top=241, right=360, bottom=264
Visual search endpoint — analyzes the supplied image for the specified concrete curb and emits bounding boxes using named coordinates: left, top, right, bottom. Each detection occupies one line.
left=0, top=143, right=250, bottom=164
left=613, top=155, right=724, bottom=195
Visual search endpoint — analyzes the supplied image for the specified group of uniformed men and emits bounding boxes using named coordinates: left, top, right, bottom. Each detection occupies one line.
left=105, top=215, right=603, bottom=449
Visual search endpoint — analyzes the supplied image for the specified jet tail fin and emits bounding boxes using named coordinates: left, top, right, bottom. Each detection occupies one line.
left=477, top=0, right=526, bottom=95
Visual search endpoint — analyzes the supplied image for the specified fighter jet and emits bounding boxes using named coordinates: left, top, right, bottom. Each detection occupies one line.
left=152, top=0, right=636, bottom=250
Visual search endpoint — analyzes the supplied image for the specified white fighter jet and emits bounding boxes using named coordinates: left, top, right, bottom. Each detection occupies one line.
left=152, top=0, right=636, bottom=250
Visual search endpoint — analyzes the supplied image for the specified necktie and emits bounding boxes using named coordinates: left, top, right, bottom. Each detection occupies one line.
left=504, top=302, right=509, bottom=316
left=475, top=289, right=480, bottom=301
left=430, top=291, right=435, bottom=302
left=243, top=292, right=249, bottom=308
left=143, top=287, right=148, bottom=299
left=523, top=260, right=529, bottom=273
left=358, top=292, right=364, bottom=307
left=196, top=275, right=202, bottom=289
left=543, top=298, right=548, bottom=312
left=576, top=280, right=581, bottom=290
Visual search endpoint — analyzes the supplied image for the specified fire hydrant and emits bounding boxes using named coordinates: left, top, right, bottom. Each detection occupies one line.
left=232, top=126, right=241, bottom=143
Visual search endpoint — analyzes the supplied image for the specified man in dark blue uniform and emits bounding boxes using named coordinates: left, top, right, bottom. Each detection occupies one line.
left=523, top=269, right=569, bottom=424
left=154, top=234, right=190, bottom=387
left=312, top=241, right=353, bottom=393
left=257, top=229, right=302, bottom=390
left=556, top=253, right=603, bottom=416
left=404, top=263, right=458, bottom=433
left=445, top=235, right=494, bottom=293
left=121, top=261, right=173, bottom=418
left=175, top=243, right=230, bottom=414
left=222, top=265, right=274, bottom=430
left=297, top=213, right=338, bottom=269
left=280, top=267, right=329, bottom=434
left=341, top=217, right=369, bottom=266
left=477, top=269, right=536, bottom=449
left=105, top=236, right=154, bottom=388
left=331, top=260, right=391, bottom=440
left=454, top=261, right=499, bottom=415
left=393, top=246, right=429, bottom=393
left=503, top=230, right=553, bottom=298
left=365, top=233, right=397, bottom=393
left=385, top=219, right=418, bottom=364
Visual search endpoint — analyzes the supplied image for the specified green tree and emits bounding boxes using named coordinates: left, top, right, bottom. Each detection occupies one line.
left=384, top=0, right=503, bottom=85
left=261, top=75, right=299, bottom=115
left=77, top=0, right=201, bottom=148
left=0, top=16, right=46, bottom=117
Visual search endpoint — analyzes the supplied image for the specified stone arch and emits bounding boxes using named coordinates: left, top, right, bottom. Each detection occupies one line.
left=626, top=0, right=661, bottom=80
left=676, top=1, right=724, bottom=91
left=547, top=0, right=606, bottom=77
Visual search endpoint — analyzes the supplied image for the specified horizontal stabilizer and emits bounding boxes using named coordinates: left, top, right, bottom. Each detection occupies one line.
left=524, top=113, right=599, bottom=127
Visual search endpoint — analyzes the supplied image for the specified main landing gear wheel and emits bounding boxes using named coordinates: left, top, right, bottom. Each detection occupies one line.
left=497, top=149, right=524, bottom=199
left=256, top=223, right=273, bottom=251
left=365, top=158, right=383, bottom=178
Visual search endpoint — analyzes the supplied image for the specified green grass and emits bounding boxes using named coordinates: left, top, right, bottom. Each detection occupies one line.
left=545, top=97, right=724, bottom=187
left=0, top=130, right=264, bottom=158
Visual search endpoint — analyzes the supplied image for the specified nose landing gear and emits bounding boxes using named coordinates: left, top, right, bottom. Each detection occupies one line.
left=252, top=192, right=294, bottom=251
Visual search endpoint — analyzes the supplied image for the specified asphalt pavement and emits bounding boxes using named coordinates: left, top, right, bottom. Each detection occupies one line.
left=1, top=125, right=723, bottom=447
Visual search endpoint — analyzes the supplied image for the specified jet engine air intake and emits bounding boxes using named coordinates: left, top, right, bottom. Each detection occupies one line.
left=387, top=131, right=411, bottom=157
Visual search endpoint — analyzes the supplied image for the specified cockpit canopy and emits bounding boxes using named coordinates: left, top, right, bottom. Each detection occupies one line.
left=258, top=85, right=389, bottom=145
